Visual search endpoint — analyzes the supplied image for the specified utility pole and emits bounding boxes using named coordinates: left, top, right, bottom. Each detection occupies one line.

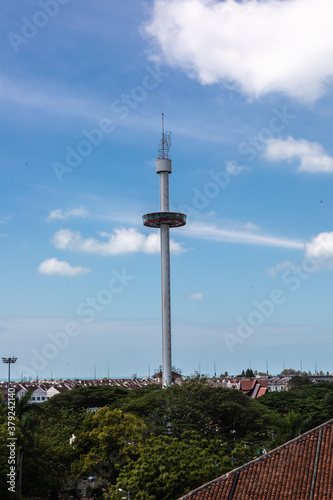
left=2, top=357, right=17, bottom=402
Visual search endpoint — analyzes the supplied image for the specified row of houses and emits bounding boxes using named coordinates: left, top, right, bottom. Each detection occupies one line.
left=211, top=375, right=291, bottom=396
left=0, top=376, right=158, bottom=403
left=0, top=373, right=292, bottom=404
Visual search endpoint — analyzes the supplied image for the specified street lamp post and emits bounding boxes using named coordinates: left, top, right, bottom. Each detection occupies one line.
left=2, top=357, right=17, bottom=401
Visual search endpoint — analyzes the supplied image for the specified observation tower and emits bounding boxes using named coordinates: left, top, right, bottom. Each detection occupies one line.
left=143, top=115, right=186, bottom=387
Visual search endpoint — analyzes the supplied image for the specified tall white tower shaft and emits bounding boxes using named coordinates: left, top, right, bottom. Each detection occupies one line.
left=160, top=172, right=171, bottom=387
left=143, top=116, right=186, bottom=388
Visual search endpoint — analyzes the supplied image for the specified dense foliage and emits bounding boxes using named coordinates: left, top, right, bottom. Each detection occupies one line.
left=1, top=379, right=333, bottom=499
left=115, top=380, right=273, bottom=444
left=259, top=382, right=333, bottom=441
left=45, top=385, right=130, bottom=411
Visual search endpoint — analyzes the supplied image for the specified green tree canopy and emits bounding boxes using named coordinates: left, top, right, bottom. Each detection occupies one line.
left=108, top=432, right=256, bottom=500
left=117, top=379, right=274, bottom=444
left=260, top=382, right=333, bottom=442
left=44, top=385, right=130, bottom=411
left=71, top=407, right=146, bottom=485
left=287, top=375, right=311, bottom=390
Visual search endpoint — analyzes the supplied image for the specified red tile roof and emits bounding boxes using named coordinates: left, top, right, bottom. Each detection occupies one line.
left=178, top=418, right=333, bottom=500
left=240, top=379, right=256, bottom=393
left=240, top=379, right=267, bottom=398
left=256, top=387, right=267, bottom=397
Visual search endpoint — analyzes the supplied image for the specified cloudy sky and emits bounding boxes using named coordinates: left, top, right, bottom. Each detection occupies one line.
left=1, top=0, right=333, bottom=380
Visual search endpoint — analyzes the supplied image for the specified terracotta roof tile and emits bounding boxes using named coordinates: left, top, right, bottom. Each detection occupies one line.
left=241, top=379, right=256, bottom=392
left=178, top=418, right=333, bottom=500
left=257, top=387, right=267, bottom=397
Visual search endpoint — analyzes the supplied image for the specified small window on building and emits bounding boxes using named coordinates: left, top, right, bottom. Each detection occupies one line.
left=32, top=397, right=35, bottom=400
left=37, top=397, right=40, bottom=401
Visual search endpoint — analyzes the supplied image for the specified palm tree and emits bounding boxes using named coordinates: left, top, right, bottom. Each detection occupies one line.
left=15, top=391, right=35, bottom=495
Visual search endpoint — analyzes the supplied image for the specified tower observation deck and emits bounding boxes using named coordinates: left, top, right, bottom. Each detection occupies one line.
left=142, top=114, right=186, bottom=387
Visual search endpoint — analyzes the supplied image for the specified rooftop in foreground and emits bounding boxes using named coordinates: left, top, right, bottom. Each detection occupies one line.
left=178, top=417, right=333, bottom=500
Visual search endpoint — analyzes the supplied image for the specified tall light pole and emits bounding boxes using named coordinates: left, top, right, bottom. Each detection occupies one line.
left=143, top=115, right=186, bottom=387
left=2, top=356, right=17, bottom=400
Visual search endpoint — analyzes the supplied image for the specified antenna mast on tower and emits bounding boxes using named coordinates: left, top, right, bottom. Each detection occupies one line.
left=158, top=113, right=172, bottom=159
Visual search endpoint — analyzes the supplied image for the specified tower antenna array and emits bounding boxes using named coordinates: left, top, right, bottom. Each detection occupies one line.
left=158, top=112, right=172, bottom=159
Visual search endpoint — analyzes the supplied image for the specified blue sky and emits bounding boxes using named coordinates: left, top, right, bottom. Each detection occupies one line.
left=1, top=0, right=333, bottom=380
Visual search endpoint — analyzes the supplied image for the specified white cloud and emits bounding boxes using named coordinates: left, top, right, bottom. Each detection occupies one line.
left=144, top=0, right=333, bottom=102
left=266, top=261, right=296, bottom=279
left=51, top=227, right=185, bottom=255
left=184, top=223, right=304, bottom=249
left=38, top=258, right=90, bottom=276
left=225, top=161, right=250, bottom=175
left=268, top=233, right=333, bottom=277
left=305, top=232, right=333, bottom=259
left=189, top=292, right=203, bottom=301
left=263, top=137, right=333, bottom=173
left=46, top=208, right=88, bottom=222
left=242, top=222, right=260, bottom=232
